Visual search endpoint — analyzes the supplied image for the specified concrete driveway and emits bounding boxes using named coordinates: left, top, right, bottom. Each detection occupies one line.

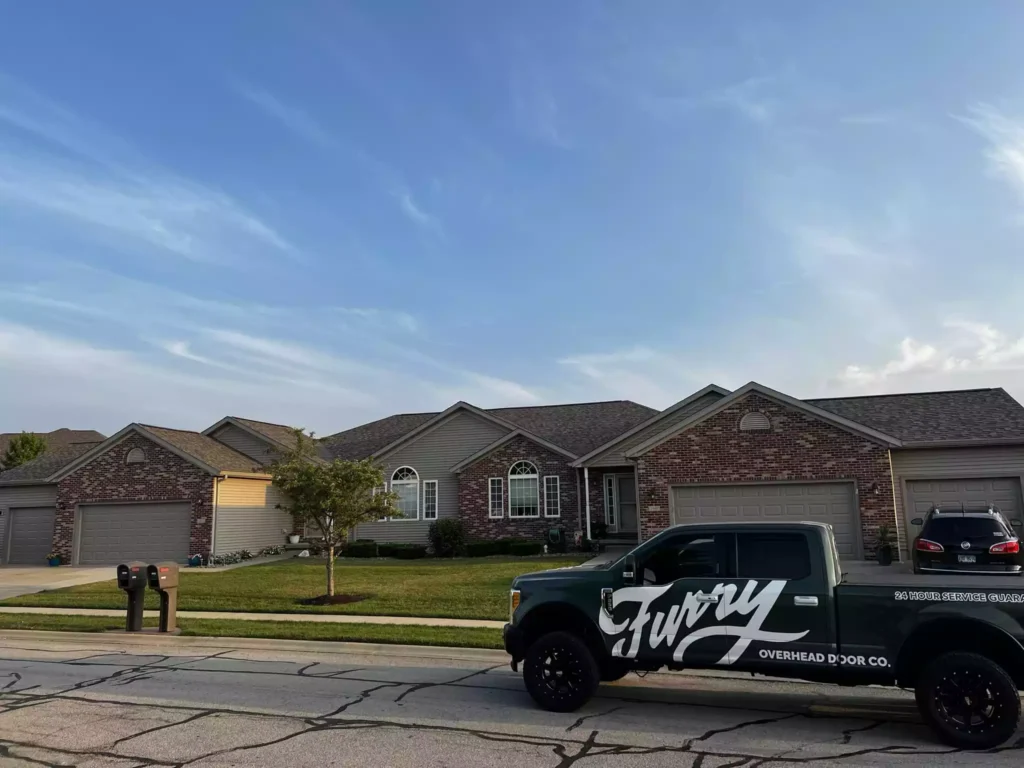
left=0, top=566, right=112, bottom=600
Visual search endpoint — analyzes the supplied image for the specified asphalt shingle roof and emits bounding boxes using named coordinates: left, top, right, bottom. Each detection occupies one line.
left=806, top=388, right=1024, bottom=444
left=139, top=426, right=263, bottom=473
left=0, top=428, right=105, bottom=456
left=0, top=441, right=104, bottom=483
left=321, top=401, right=658, bottom=459
left=229, top=417, right=305, bottom=450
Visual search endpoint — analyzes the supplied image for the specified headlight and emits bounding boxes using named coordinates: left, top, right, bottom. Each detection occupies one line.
left=509, top=589, right=521, bottom=620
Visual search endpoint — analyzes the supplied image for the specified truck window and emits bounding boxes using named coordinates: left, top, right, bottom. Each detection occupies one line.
left=736, top=533, right=811, bottom=580
left=641, top=533, right=730, bottom=585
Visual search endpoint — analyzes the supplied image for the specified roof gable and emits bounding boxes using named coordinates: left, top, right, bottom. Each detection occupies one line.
left=450, top=429, right=577, bottom=473
left=626, top=382, right=903, bottom=458
left=0, top=441, right=104, bottom=484
left=203, top=416, right=304, bottom=451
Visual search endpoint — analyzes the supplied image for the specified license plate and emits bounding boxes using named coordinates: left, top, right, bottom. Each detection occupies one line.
left=958, top=554, right=977, bottom=564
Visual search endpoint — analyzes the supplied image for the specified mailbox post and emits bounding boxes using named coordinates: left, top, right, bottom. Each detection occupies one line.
left=116, top=562, right=147, bottom=632
left=146, top=562, right=179, bottom=633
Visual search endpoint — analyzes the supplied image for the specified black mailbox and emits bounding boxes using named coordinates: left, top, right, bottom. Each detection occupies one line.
left=116, top=561, right=147, bottom=632
left=146, top=562, right=179, bottom=633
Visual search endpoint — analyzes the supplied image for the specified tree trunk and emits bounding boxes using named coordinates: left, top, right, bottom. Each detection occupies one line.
left=326, top=544, right=336, bottom=597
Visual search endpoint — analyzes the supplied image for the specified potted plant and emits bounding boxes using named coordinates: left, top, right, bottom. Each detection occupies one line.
left=46, top=552, right=61, bottom=567
left=285, top=527, right=301, bottom=545
left=592, top=521, right=609, bottom=540
left=876, top=524, right=894, bottom=566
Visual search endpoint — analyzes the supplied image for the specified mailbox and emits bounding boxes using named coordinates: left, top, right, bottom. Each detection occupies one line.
left=116, top=561, right=147, bottom=632
left=146, top=562, right=179, bottom=633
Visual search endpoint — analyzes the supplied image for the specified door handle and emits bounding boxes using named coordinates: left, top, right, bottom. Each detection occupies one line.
left=793, top=596, right=819, bottom=607
left=695, top=594, right=719, bottom=604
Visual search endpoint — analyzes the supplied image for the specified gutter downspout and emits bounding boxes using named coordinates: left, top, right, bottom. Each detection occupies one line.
left=210, top=475, right=224, bottom=560
left=575, top=470, right=582, bottom=533
left=584, top=467, right=592, bottom=542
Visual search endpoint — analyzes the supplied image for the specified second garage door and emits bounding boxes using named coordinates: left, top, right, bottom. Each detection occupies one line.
left=904, top=477, right=1022, bottom=544
left=671, top=482, right=859, bottom=556
left=6, top=507, right=56, bottom=565
left=77, top=502, right=191, bottom=565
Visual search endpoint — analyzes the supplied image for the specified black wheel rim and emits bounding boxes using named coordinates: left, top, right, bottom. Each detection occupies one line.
left=539, top=644, right=583, bottom=697
left=934, top=668, right=1002, bottom=734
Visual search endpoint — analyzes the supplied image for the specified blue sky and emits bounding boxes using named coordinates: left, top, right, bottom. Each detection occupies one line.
left=3, top=2, right=1024, bottom=435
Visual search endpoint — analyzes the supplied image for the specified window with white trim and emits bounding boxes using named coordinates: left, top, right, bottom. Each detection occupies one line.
left=423, top=480, right=438, bottom=520
left=544, top=476, right=560, bottom=518
left=391, top=466, right=419, bottom=520
left=489, top=478, right=503, bottom=518
left=508, top=461, right=540, bottom=518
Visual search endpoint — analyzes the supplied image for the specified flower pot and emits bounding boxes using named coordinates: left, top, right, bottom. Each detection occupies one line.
left=288, top=534, right=301, bottom=545
left=877, top=546, right=893, bottom=566
left=47, top=558, right=61, bottom=567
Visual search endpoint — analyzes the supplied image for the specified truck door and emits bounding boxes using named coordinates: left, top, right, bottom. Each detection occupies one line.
left=599, top=531, right=747, bottom=669
left=725, top=529, right=835, bottom=674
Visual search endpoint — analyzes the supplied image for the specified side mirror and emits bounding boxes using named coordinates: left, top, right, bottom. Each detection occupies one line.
left=622, top=554, right=637, bottom=586
left=910, top=517, right=924, bottom=526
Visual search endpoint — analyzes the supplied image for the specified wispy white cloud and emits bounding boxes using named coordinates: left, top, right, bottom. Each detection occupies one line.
left=232, top=81, right=339, bottom=150
left=961, top=104, right=1024, bottom=207
left=395, top=189, right=443, bottom=234
left=710, top=74, right=778, bottom=124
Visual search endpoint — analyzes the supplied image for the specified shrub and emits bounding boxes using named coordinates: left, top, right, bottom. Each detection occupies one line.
left=391, top=543, right=427, bottom=559
left=509, top=541, right=544, bottom=557
left=428, top=518, right=466, bottom=558
left=257, top=545, right=283, bottom=557
left=466, top=541, right=498, bottom=557
left=377, top=542, right=402, bottom=558
left=356, top=538, right=375, bottom=543
left=344, top=541, right=378, bottom=558
left=494, top=537, right=527, bottom=556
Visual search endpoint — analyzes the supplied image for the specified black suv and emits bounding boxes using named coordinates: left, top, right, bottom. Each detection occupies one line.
left=911, top=506, right=1023, bottom=575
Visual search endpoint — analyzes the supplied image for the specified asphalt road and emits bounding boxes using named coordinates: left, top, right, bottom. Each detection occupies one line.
left=0, top=634, right=1020, bottom=767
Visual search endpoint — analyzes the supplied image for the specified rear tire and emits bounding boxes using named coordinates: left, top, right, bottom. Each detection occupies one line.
left=523, top=631, right=599, bottom=712
left=915, top=651, right=1021, bottom=749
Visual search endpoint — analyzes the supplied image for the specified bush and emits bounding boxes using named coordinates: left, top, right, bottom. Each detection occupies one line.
left=428, top=518, right=466, bottom=558
left=494, top=537, right=527, bottom=555
left=391, top=544, right=427, bottom=559
left=377, top=542, right=402, bottom=558
left=344, top=541, right=378, bottom=558
left=509, top=541, right=544, bottom=557
left=466, top=541, right=498, bottom=557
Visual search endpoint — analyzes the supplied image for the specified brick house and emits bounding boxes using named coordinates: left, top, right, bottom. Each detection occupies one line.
left=3, top=382, right=1024, bottom=564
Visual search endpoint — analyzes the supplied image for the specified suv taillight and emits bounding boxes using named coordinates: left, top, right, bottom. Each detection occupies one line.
left=990, top=540, right=1020, bottom=555
left=916, top=539, right=944, bottom=553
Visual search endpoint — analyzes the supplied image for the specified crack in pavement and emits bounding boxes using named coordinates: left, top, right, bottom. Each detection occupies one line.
left=566, top=705, right=623, bottom=732
left=392, top=663, right=506, bottom=703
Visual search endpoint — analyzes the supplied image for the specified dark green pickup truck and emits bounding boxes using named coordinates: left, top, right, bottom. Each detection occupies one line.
left=504, top=521, right=1024, bottom=749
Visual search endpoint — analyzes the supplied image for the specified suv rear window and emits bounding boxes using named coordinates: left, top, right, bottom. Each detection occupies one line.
left=926, top=517, right=1005, bottom=538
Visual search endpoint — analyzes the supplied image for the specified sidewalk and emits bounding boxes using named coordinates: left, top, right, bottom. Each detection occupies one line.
left=0, top=605, right=505, bottom=629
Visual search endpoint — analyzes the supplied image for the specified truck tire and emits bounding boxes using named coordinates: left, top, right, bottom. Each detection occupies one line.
left=600, top=659, right=632, bottom=682
left=523, top=631, right=599, bottom=712
left=915, top=651, right=1021, bottom=749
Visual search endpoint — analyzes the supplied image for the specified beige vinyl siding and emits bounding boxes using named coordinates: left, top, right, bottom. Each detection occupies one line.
left=214, top=477, right=292, bottom=555
left=209, top=424, right=281, bottom=465
left=0, top=484, right=58, bottom=561
left=587, top=392, right=725, bottom=467
left=355, top=411, right=511, bottom=545
left=891, top=446, right=1024, bottom=553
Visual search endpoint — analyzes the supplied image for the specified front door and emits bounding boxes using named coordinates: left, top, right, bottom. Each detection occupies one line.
left=599, top=531, right=746, bottom=668
left=617, top=476, right=638, bottom=533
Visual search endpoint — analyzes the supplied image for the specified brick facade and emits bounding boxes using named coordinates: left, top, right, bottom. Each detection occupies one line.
left=458, top=435, right=579, bottom=541
left=53, top=432, right=215, bottom=562
left=633, top=393, right=896, bottom=558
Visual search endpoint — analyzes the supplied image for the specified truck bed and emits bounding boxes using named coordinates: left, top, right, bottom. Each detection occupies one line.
left=840, top=561, right=1024, bottom=589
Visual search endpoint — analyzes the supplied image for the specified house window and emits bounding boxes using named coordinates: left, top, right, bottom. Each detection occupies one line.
left=739, top=412, right=771, bottom=431
left=544, top=476, right=560, bottom=518
left=508, top=461, right=540, bottom=518
left=423, top=480, right=438, bottom=520
left=125, top=447, right=147, bottom=464
left=391, top=466, right=419, bottom=520
left=604, top=475, right=617, bottom=528
left=489, top=478, right=503, bottom=518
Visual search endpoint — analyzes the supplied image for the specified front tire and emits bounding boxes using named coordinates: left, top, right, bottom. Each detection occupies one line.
left=915, top=651, right=1021, bottom=749
left=523, top=631, right=599, bottom=712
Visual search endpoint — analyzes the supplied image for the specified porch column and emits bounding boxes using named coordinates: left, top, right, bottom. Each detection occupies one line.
left=584, top=467, right=592, bottom=541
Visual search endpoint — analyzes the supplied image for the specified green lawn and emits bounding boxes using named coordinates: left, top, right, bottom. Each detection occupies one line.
left=0, top=556, right=586, bottom=621
left=0, top=613, right=503, bottom=649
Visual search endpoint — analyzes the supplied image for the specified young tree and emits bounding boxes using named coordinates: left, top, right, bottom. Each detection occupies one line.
left=1, top=432, right=47, bottom=470
left=269, top=429, right=398, bottom=597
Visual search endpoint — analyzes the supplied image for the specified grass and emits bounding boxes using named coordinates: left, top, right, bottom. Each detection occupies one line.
left=0, top=556, right=586, bottom=621
left=0, top=613, right=503, bottom=649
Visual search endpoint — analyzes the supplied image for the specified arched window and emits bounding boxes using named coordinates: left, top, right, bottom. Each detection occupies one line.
left=739, top=412, right=771, bottom=432
left=391, top=466, right=419, bottom=520
left=508, top=461, right=539, bottom=518
left=125, top=447, right=147, bottom=464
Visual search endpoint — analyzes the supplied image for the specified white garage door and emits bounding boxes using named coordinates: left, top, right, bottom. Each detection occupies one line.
left=671, top=482, right=859, bottom=556
left=904, top=478, right=1023, bottom=544
left=78, top=502, right=191, bottom=565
